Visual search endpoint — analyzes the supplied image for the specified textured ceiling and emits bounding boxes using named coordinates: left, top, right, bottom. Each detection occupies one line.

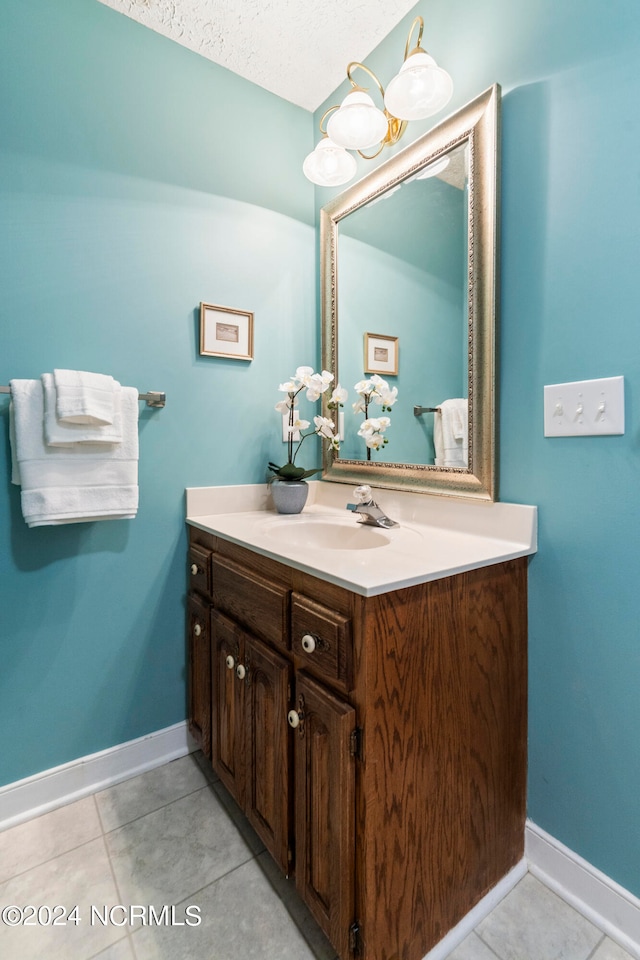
left=96, top=0, right=420, bottom=111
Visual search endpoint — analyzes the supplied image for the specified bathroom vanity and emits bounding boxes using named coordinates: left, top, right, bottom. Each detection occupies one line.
left=186, top=483, right=536, bottom=960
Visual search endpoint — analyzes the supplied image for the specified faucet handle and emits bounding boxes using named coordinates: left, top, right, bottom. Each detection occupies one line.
left=353, top=484, right=373, bottom=503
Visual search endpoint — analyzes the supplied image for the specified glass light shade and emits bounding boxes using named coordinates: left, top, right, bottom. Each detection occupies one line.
left=384, top=52, right=453, bottom=121
left=414, top=155, right=450, bottom=179
left=326, top=91, right=389, bottom=150
left=303, top=137, right=357, bottom=186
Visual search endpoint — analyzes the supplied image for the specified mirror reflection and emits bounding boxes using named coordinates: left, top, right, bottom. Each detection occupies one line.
left=337, top=141, right=469, bottom=466
left=321, top=84, right=500, bottom=500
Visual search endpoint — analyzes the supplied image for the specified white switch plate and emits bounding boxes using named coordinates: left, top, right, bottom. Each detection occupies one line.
left=543, top=376, right=624, bottom=437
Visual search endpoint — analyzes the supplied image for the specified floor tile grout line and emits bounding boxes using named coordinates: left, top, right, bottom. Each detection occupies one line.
left=99, top=781, right=217, bottom=836
left=0, top=831, right=106, bottom=886
left=0, top=788, right=212, bottom=888
left=129, top=855, right=256, bottom=944
left=99, top=797, right=141, bottom=957
left=125, top=850, right=260, bottom=939
left=93, top=792, right=107, bottom=836
left=585, top=933, right=607, bottom=959
left=86, top=933, right=131, bottom=960
left=473, top=927, right=514, bottom=960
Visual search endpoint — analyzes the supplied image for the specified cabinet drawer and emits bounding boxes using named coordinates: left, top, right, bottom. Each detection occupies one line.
left=188, top=544, right=212, bottom=596
left=212, top=554, right=290, bottom=651
left=291, top=593, right=352, bottom=693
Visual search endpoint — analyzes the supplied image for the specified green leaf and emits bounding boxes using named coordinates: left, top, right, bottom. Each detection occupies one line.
left=266, top=462, right=321, bottom=482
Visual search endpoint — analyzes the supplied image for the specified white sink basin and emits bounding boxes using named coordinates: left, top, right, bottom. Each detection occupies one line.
left=186, top=484, right=537, bottom=596
left=261, top=516, right=395, bottom=551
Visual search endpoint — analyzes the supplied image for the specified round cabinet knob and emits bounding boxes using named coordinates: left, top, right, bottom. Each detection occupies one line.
left=236, top=664, right=246, bottom=680
left=225, top=655, right=235, bottom=670
left=190, top=564, right=199, bottom=576
left=301, top=634, right=316, bottom=654
left=287, top=709, right=300, bottom=729
left=193, top=623, right=202, bottom=637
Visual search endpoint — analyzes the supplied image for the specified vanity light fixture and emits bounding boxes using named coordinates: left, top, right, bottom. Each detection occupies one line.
left=303, top=16, right=453, bottom=187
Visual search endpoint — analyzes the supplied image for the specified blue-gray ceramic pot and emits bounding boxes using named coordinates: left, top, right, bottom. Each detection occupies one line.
left=270, top=479, right=309, bottom=515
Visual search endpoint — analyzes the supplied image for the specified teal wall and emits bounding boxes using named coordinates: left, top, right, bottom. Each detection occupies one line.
left=337, top=237, right=464, bottom=463
left=0, top=0, right=316, bottom=786
left=316, top=0, right=640, bottom=898
left=337, top=173, right=466, bottom=463
left=3, top=0, right=640, bottom=911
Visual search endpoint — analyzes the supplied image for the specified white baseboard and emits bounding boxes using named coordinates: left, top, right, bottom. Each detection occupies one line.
left=526, top=820, right=640, bottom=959
left=423, top=859, right=528, bottom=960
left=0, top=721, right=196, bottom=833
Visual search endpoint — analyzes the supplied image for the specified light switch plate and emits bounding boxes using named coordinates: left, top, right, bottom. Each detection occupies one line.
left=543, top=376, right=624, bottom=437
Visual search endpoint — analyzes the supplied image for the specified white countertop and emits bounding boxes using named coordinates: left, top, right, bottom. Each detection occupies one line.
left=186, top=482, right=537, bottom=597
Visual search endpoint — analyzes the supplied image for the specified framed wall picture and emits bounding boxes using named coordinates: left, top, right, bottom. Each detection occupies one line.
left=200, top=303, right=254, bottom=361
left=364, top=333, right=398, bottom=376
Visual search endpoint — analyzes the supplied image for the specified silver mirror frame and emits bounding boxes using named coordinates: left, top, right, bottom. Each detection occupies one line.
left=321, top=84, right=501, bottom=501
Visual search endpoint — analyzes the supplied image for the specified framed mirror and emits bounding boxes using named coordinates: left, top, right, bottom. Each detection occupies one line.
left=321, top=84, right=500, bottom=500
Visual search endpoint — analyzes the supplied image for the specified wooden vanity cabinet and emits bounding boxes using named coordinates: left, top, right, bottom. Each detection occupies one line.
left=187, top=525, right=528, bottom=960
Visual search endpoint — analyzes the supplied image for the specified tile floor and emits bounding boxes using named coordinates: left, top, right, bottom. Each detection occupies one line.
left=0, top=752, right=634, bottom=960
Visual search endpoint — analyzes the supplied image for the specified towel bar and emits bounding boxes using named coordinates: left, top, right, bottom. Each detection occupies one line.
left=0, top=385, right=166, bottom=407
left=414, top=405, right=441, bottom=416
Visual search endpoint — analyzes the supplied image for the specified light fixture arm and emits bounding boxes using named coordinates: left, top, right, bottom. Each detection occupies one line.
left=346, top=61, right=386, bottom=98
left=404, top=16, right=425, bottom=60
left=318, top=104, right=340, bottom=135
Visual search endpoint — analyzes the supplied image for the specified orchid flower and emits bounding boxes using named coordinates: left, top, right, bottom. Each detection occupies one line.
left=328, top=385, right=348, bottom=409
left=353, top=376, right=398, bottom=458
left=357, top=416, right=390, bottom=450
left=269, top=368, right=346, bottom=482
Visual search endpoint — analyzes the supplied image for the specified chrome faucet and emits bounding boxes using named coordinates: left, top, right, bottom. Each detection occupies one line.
left=346, top=485, right=398, bottom=529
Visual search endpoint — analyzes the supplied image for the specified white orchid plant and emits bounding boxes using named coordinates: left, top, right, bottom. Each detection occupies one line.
left=269, top=366, right=347, bottom=482
left=353, top=375, right=398, bottom=459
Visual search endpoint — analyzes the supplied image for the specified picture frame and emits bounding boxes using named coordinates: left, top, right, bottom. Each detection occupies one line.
left=364, top=333, right=398, bottom=376
left=199, top=302, right=254, bottom=361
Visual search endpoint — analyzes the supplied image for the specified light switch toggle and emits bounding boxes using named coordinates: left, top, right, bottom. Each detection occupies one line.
left=544, top=376, right=624, bottom=437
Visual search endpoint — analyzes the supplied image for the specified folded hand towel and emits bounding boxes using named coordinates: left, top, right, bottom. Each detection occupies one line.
left=434, top=398, right=468, bottom=468
left=42, top=373, right=123, bottom=445
left=53, top=369, right=117, bottom=425
left=9, top=378, right=139, bottom=527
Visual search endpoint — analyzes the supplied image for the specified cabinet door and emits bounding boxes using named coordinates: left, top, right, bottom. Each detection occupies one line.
left=187, top=593, right=211, bottom=760
left=293, top=672, right=356, bottom=958
left=211, top=610, right=245, bottom=807
left=244, top=635, right=292, bottom=874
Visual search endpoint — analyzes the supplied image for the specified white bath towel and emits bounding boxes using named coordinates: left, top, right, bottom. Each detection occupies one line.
left=9, top=379, right=139, bottom=527
left=53, top=369, right=117, bottom=425
left=434, top=398, right=468, bottom=468
left=42, top=373, right=123, bottom=446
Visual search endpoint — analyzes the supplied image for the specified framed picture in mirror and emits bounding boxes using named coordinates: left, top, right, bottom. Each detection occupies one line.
left=364, top=333, right=398, bottom=376
left=200, top=302, right=254, bottom=361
